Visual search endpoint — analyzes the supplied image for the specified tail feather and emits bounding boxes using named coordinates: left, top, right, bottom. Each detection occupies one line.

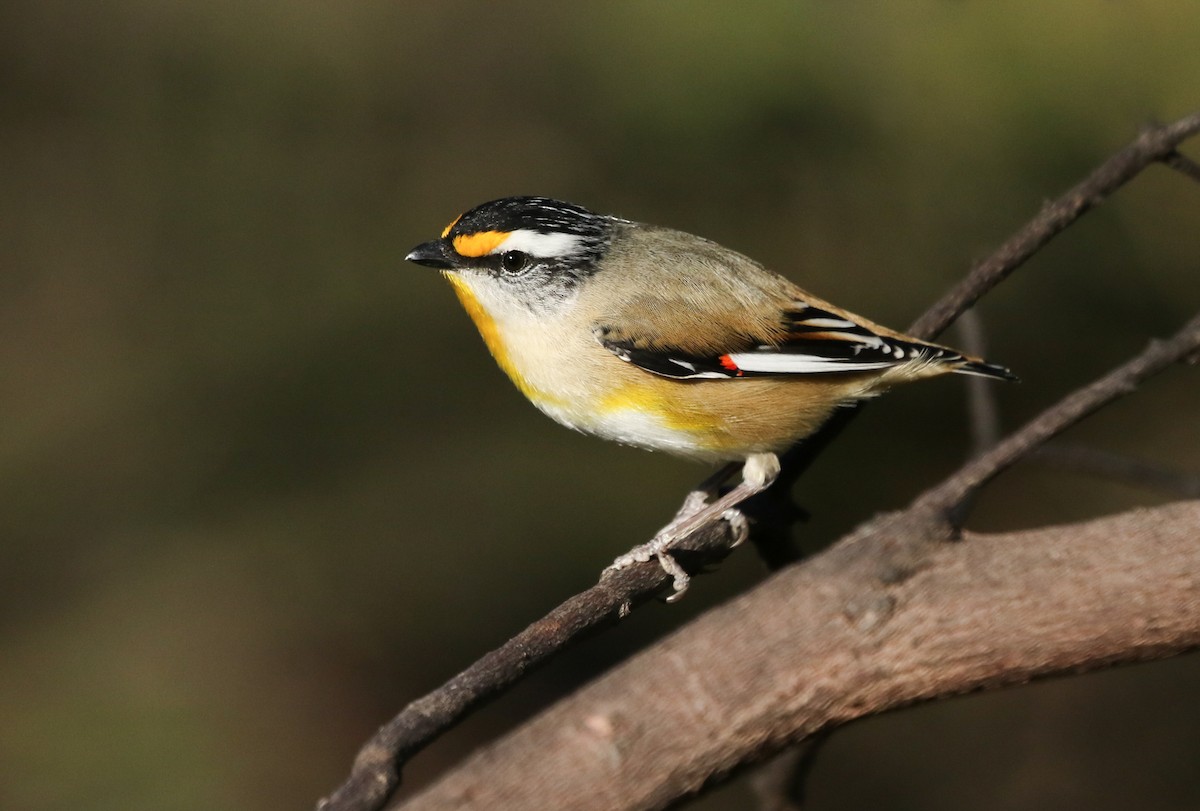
left=895, top=338, right=1018, bottom=382
left=956, top=358, right=1019, bottom=382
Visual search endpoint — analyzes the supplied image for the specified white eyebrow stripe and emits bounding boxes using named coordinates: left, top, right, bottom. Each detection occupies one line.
left=488, top=229, right=583, bottom=258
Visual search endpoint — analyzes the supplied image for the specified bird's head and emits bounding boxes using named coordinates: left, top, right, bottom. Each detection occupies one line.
left=406, top=196, right=616, bottom=314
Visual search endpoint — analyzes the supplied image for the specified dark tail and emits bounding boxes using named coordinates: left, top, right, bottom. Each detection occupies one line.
left=956, top=358, right=1019, bottom=382
left=899, top=338, right=1019, bottom=382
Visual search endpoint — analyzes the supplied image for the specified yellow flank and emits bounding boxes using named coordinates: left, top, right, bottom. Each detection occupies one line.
left=440, top=214, right=462, bottom=239
left=452, top=230, right=509, bottom=258
left=600, top=382, right=727, bottom=437
left=445, top=274, right=560, bottom=406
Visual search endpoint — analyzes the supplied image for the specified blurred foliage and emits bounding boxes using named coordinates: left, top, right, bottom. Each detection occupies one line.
left=1, top=2, right=1198, bottom=810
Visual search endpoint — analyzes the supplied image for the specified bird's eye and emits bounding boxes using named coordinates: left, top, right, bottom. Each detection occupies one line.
left=500, top=251, right=528, bottom=273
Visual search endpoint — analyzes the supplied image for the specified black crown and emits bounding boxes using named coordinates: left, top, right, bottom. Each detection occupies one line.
left=449, top=196, right=612, bottom=239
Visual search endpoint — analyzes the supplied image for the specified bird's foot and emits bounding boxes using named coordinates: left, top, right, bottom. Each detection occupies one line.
left=605, top=530, right=690, bottom=599
left=604, top=504, right=749, bottom=602
left=603, top=454, right=778, bottom=602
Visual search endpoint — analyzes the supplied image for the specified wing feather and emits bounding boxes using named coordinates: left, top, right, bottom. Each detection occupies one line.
left=595, top=301, right=1011, bottom=381
left=588, top=225, right=1013, bottom=382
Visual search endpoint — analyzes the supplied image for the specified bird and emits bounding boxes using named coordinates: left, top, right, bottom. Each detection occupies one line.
left=406, top=196, right=1014, bottom=598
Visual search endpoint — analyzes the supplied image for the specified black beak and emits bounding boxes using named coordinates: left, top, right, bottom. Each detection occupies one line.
left=405, top=239, right=456, bottom=269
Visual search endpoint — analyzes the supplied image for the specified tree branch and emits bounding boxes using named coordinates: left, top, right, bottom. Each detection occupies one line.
left=955, top=310, right=1004, bottom=454
left=398, top=500, right=1200, bottom=810
left=906, top=112, right=1200, bottom=341
left=317, top=111, right=1200, bottom=811
left=742, top=310, right=1200, bottom=805
left=340, top=310, right=1199, bottom=811
left=1164, top=148, right=1200, bottom=184
left=768, top=111, right=1200, bottom=501
left=316, top=521, right=735, bottom=811
left=376, top=299, right=1200, bottom=811
left=914, top=311, right=1200, bottom=521
left=748, top=731, right=831, bottom=811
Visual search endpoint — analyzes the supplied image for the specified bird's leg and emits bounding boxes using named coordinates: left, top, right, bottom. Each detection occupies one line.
left=605, top=453, right=781, bottom=601
left=668, top=461, right=742, bottom=522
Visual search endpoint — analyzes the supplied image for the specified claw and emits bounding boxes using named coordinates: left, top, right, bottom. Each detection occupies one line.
left=722, top=508, right=749, bottom=548
left=657, top=552, right=691, bottom=601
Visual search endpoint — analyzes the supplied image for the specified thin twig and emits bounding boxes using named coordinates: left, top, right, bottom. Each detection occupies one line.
left=956, top=310, right=1004, bottom=454
left=400, top=316, right=1200, bottom=810
left=1030, top=441, right=1200, bottom=499
left=907, top=114, right=1200, bottom=340
left=316, top=521, right=734, bottom=811
left=316, top=112, right=1200, bottom=811
left=942, top=310, right=1006, bottom=528
left=749, top=731, right=833, bottom=811
left=749, top=749, right=805, bottom=811
left=765, top=112, right=1200, bottom=503
left=915, top=312, right=1200, bottom=521
left=1163, top=148, right=1200, bottom=183
left=399, top=506, right=1200, bottom=810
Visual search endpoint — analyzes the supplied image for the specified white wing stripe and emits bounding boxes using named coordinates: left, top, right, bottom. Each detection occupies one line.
left=726, top=353, right=895, bottom=373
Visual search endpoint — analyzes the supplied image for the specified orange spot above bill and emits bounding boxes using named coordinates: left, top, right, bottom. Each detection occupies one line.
left=440, top=214, right=462, bottom=239
left=453, top=231, right=510, bottom=258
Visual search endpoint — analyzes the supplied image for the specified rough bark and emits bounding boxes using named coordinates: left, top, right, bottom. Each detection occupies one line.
left=398, top=501, right=1200, bottom=811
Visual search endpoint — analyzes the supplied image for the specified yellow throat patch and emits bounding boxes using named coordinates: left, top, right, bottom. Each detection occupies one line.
left=444, top=274, right=558, bottom=406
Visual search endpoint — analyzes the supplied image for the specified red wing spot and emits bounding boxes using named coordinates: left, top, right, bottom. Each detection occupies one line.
left=717, top=355, right=745, bottom=377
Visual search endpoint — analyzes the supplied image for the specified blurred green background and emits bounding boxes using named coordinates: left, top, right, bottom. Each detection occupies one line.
left=2, top=2, right=1198, bottom=809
